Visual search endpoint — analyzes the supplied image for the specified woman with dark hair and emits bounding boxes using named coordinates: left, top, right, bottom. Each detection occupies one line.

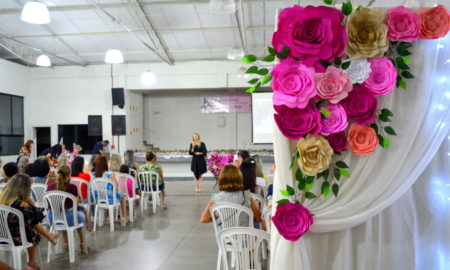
left=71, top=156, right=91, bottom=200
left=39, top=144, right=63, bottom=159
left=124, top=150, right=139, bottom=172
left=189, top=133, right=207, bottom=193
left=19, top=140, right=33, bottom=157
left=240, top=158, right=266, bottom=197
left=32, top=159, right=51, bottom=184
left=233, top=150, right=250, bottom=167
left=139, top=152, right=167, bottom=208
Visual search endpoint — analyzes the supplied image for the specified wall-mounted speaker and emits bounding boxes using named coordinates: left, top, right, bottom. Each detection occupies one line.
left=112, top=88, right=125, bottom=108
left=88, top=115, right=102, bottom=136
left=111, top=115, right=126, bottom=136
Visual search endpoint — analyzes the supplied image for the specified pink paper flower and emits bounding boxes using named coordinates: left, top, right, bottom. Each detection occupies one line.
left=320, top=104, right=348, bottom=136
left=315, top=66, right=353, bottom=104
left=386, top=6, right=421, bottom=42
left=272, top=202, right=313, bottom=242
left=325, top=132, right=348, bottom=152
left=272, top=59, right=316, bottom=109
left=342, top=87, right=378, bottom=125
left=274, top=104, right=321, bottom=140
left=272, top=5, right=347, bottom=70
left=363, top=57, right=397, bottom=96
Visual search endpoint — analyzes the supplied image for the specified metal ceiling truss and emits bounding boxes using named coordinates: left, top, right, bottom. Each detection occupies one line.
left=235, top=0, right=248, bottom=54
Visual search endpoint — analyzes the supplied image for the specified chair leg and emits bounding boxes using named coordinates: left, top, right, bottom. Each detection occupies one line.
left=67, top=229, right=76, bottom=263
left=216, top=250, right=222, bottom=270
left=129, top=199, right=134, bottom=222
left=12, top=248, right=21, bottom=270
left=108, top=207, right=114, bottom=232
left=152, top=193, right=157, bottom=214
left=47, top=227, right=54, bottom=263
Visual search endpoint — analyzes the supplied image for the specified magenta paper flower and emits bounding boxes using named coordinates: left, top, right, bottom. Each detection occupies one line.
left=274, top=104, right=321, bottom=140
left=272, top=202, right=313, bottom=242
left=315, top=66, right=353, bottom=104
left=272, top=5, right=347, bottom=70
left=342, top=87, right=378, bottom=125
left=363, top=57, right=397, bottom=96
left=272, top=59, right=316, bottom=109
left=325, top=131, right=348, bottom=152
left=386, top=6, right=421, bottom=42
left=320, top=104, right=348, bottom=136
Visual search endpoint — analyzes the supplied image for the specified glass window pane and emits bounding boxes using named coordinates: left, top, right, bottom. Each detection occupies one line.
left=11, top=96, right=24, bottom=135
left=0, top=136, right=23, bottom=155
left=0, top=95, right=11, bottom=134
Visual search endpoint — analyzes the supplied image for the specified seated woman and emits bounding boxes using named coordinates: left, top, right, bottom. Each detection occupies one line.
left=200, top=164, right=264, bottom=228
left=240, top=158, right=266, bottom=198
left=17, top=156, right=30, bottom=174
left=31, top=159, right=51, bottom=184
left=124, top=150, right=139, bottom=175
left=252, top=155, right=270, bottom=184
left=119, top=165, right=141, bottom=199
left=109, top=153, right=122, bottom=173
left=71, top=156, right=91, bottom=202
left=1, top=162, right=18, bottom=183
left=57, top=154, right=69, bottom=167
left=47, top=165, right=92, bottom=253
left=93, top=156, right=128, bottom=225
left=0, top=173, right=58, bottom=270
left=139, top=152, right=167, bottom=209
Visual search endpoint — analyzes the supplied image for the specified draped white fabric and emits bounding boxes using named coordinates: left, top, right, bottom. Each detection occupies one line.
left=271, top=36, right=450, bottom=269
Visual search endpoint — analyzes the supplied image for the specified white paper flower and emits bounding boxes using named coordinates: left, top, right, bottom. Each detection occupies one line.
left=344, top=59, right=372, bottom=84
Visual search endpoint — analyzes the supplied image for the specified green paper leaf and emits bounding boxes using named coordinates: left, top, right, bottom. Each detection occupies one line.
left=262, top=76, right=272, bottom=85
left=398, top=49, right=412, bottom=57
left=305, top=181, right=314, bottom=191
left=321, top=181, right=330, bottom=197
left=323, top=0, right=333, bottom=4
left=332, top=183, right=339, bottom=197
left=320, top=60, right=331, bottom=69
left=341, top=61, right=351, bottom=70
left=384, top=126, right=397, bottom=136
left=333, top=168, right=341, bottom=181
left=321, top=108, right=331, bottom=117
left=370, top=123, right=379, bottom=134
left=277, top=46, right=291, bottom=58
left=322, top=169, right=330, bottom=180
left=262, top=55, right=275, bottom=62
left=398, top=42, right=412, bottom=51
left=395, top=57, right=410, bottom=70
left=295, top=168, right=303, bottom=181
left=298, top=178, right=306, bottom=190
left=247, top=78, right=258, bottom=85
left=257, top=68, right=269, bottom=76
left=242, top=55, right=257, bottom=64
left=381, top=108, right=394, bottom=117
left=401, top=71, right=415, bottom=79
left=342, top=1, right=353, bottom=16
left=246, top=82, right=261, bottom=93
left=286, top=185, right=295, bottom=196
left=268, top=46, right=276, bottom=56
left=245, top=66, right=258, bottom=74
left=398, top=79, right=407, bottom=89
left=305, top=176, right=315, bottom=183
left=383, top=137, right=391, bottom=149
left=378, top=135, right=384, bottom=147
left=336, top=161, right=349, bottom=169
left=280, top=190, right=290, bottom=196
left=334, top=57, right=342, bottom=66
left=316, top=100, right=329, bottom=108
left=276, top=199, right=290, bottom=206
left=401, top=56, right=411, bottom=65
left=340, top=169, right=350, bottom=178
left=305, top=192, right=317, bottom=199
left=379, top=114, right=391, bottom=122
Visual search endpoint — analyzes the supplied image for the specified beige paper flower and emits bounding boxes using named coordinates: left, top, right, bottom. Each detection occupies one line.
left=297, top=135, right=334, bottom=176
left=346, top=7, right=389, bottom=59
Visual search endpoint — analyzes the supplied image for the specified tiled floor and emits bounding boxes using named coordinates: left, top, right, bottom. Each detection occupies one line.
left=1, top=180, right=218, bottom=270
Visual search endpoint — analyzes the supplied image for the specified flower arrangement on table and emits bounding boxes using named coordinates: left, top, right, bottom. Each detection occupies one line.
left=242, top=1, right=450, bottom=242
left=207, top=152, right=235, bottom=179
left=134, top=149, right=274, bottom=160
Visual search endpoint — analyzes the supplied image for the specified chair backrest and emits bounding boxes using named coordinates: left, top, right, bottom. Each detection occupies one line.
left=43, top=190, right=79, bottom=229
left=70, top=177, right=90, bottom=201
left=218, top=227, right=270, bottom=270
left=210, top=202, right=254, bottom=239
left=116, top=173, right=137, bottom=198
left=0, top=204, right=30, bottom=249
left=138, top=171, right=160, bottom=192
left=129, top=168, right=137, bottom=178
left=261, top=207, right=272, bottom=233
left=31, top=183, right=48, bottom=208
left=250, top=193, right=266, bottom=212
left=90, top=178, right=117, bottom=205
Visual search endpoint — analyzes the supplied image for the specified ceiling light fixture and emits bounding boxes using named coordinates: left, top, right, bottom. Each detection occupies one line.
left=227, top=47, right=244, bottom=60
left=209, top=0, right=237, bottom=14
left=141, top=70, right=156, bottom=85
left=105, top=49, right=124, bottom=64
left=36, top=54, right=51, bottom=67
left=21, top=1, right=51, bottom=24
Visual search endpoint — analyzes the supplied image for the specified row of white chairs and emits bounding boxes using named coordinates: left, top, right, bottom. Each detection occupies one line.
left=0, top=170, right=163, bottom=269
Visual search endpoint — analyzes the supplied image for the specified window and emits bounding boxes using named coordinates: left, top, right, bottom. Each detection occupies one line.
left=58, top=124, right=102, bottom=154
left=0, top=93, right=24, bottom=155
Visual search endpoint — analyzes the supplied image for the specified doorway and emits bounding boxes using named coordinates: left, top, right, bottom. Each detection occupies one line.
left=35, top=127, right=51, bottom=155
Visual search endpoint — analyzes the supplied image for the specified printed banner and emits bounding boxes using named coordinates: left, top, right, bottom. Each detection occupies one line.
left=200, top=93, right=251, bottom=113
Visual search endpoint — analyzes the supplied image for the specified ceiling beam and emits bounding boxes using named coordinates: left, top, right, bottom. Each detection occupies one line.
left=235, top=0, right=248, bottom=54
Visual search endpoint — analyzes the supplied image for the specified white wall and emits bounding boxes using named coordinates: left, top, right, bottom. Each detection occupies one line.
left=0, top=59, right=30, bottom=162
left=126, top=91, right=144, bottom=150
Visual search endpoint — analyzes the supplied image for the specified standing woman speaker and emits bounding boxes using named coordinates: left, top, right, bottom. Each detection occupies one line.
left=189, top=133, right=207, bottom=193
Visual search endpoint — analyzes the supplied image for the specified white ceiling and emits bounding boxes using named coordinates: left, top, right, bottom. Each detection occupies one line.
left=0, top=0, right=446, bottom=66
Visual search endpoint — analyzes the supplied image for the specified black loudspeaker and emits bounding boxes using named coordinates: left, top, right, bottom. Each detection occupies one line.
left=111, top=115, right=126, bottom=136
left=88, top=115, right=102, bottom=136
left=112, top=88, right=125, bottom=108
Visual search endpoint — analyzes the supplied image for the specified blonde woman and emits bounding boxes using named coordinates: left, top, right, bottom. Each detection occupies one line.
left=124, top=150, right=139, bottom=172
left=0, top=173, right=58, bottom=269
left=57, top=154, right=69, bottom=167
left=252, top=155, right=270, bottom=184
left=189, top=133, right=207, bottom=193
left=17, top=156, right=30, bottom=174
left=109, top=153, right=122, bottom=172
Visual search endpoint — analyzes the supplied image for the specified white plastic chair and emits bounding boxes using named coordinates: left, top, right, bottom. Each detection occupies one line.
left=138, top=171, right=161, bottom=214
left=210, top=203, right=254, bottom=270
left=0, top=205, right=34, bottom=270
left=116, top=173, right=140, bottom=222
left=70, top=178, right=92, bottom=216
left=0, top=183, right=7, bottom=192
left=90, top=178, right=121, bottom=232
left=250, top=193, right=266, bottom=213
left=261, top=207, right=272, bottom=233
left=31, top=184, right=47, bottom=208
left=43, top=190, right=85, bottom=263
left=218, top=227, right=270, bottom=270
left=129, top=168, right=137, bottom=178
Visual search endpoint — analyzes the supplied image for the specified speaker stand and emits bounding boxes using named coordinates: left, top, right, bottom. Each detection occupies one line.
left=117, top=135, right=120, bottom=153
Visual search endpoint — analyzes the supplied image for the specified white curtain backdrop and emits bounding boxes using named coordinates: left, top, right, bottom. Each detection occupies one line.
left=271, top=36, right=450, bottom=269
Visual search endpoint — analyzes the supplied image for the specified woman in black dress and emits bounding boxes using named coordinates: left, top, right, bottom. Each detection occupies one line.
left=189, top=133, right=207, bottom=193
